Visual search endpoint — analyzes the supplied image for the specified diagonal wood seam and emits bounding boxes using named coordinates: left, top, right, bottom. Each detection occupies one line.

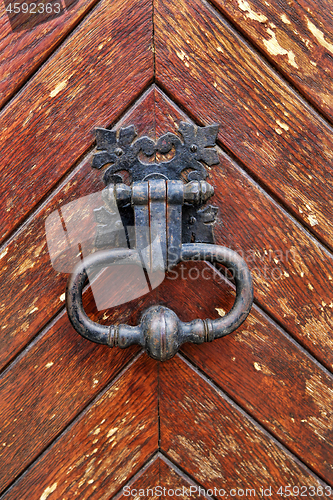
left=0, top=82, right=331, bottom=381
left=110, top=451, right=214, bottom=500
left=0, top=4, right=332, bottom=493
left=0, top=84, right=332, bottom=492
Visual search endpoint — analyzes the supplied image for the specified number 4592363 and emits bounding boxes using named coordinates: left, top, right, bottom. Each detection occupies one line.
left=6, top=3, right=61, bottom=14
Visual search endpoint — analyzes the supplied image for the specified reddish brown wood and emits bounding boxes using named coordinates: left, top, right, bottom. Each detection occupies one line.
left=1, top=355, right=158, bottom=500
left=160, top=356, right=330, bottom=496
left=211, top=0, right=333, bottom=120
left=155, top=0, right=333, bottom=250
left=0, top=288, right=140, bottom=492
left=115, top=455, right=206, bottom=499
left=153, top=87, right=333, bottom=370
left=0, top=88, right=158, bottom=371
left=2, top=88, right=333, bottom=488
left=0, top=0, right=101, bottom=109
left=0, top=0, right=153, bottom=246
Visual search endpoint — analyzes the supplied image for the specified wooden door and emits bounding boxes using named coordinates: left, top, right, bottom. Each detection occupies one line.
left=1, top=0, right=333, bottom=498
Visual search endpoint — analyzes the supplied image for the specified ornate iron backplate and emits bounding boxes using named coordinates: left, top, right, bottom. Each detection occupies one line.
left=92, top=122, right=220, bottom=248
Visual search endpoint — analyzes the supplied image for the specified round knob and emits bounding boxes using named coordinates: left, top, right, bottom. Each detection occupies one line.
left=141, top=305, right=182, bottom=361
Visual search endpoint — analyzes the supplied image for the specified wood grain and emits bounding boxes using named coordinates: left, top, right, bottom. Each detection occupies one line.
left=115, top=454, right=207, bottom=499
left=0, top=0, right=101, bottom=109
left=153, top=87, right=333, bottom=370
left=0, top=0, right=152, bottom=246
left=1, top=354, right=158, bottom=500
left=160, top=356, right=330, bottom=496
left=211, top=0, right=333, bottom=120
left=152, top=90, right=333, bottom=481
left=0, top=88, right=158, bottom=372
left=3, top=86, right=333, bottom=489
left=0, top=284, right=140, bottom=492
left=155, top=0, right=333, bottom=250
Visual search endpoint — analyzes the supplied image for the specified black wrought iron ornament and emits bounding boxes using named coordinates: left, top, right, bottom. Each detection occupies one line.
left=92, top=122, right=220, bottom=183
left=66, top=122, right=253, bottom=361
left=93, top=122, right=220, bottom=250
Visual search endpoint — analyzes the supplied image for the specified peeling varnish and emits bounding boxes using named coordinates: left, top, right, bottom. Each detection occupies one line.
left=281, top=14, right=291, bottom=24
left=59, top=293, right=66, bottom=302
left=308, top=213, right=319, bottom=226
left=263, top=28, right=298, bottom=68
left=107, top=427, right=118, bottom=438
left=238, top=0, right=267, bottom=23
left=307, top=19, right=333, bottom=55
left=0, top=248, right=8, bottom=260
left=45, top=362, right=54, bottom=369
left=50, top=80, right=68, bottom=98
left=253, top=362, right=275, bottom=375
left=215, top=307, right=226, bottom=317
left=40, top=482, right=58, bottom=500
left=23, top=110, right=34, bottom=128
left=276, top=119, right=289, bottom=132
left=176, top=49, right=190, bottom=67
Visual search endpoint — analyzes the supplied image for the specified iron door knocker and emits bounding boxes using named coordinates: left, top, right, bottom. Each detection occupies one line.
left=66, top=122, right=253, bottom=360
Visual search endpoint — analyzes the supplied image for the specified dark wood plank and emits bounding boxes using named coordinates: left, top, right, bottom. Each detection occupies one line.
left=1, top=354, right=158, bottom=500
left=160, top=356, right=331, bottom=496
left=152, top=90, right=333, bottom=481
left=179, top=271, right=333, bottom=483
left=153, top=87, right=333, bottom=370
left=0, top=0, right=101, bottom=109
left=0, top=284, right=140, bottom=492
left=211, top=0, right=333, bottom=119
left=114, top=455, right=206, bottom=499
left=155, top=0, right=333, bottom=250
left=0, top=88, right=157, bottom=371
left=0, top=0, right=153, bottom=246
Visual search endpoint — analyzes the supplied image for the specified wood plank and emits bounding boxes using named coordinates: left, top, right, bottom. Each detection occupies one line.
left=160, top=356, right=331, bottom=496
left=0, top=287, right=140, bottom=493
left=153, top=87, right=333, bottom=370
left=0, top=0, right=101, bottom=109
left=1, top=354, right=158, bottom=499
left=180, top=277, right=333, bottom=483
left=155, top=0, right=333, bottom=250
left=211, top=0, right=333, bottom=120
left=0, top=88, right=157, bottom=371
left=115, top=454, right=207, bottom=499
left=0, top=0, right=153, bottom=245
left=152, top=90, right=333, bottom=481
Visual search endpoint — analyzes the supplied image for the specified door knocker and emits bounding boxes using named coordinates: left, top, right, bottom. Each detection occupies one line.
left=66, top=122, right=253, bottom=360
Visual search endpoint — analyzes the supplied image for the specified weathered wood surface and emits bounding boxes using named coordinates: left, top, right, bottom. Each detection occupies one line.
left=160, top=356, right=331, bottom=496
left=153, top=88, right=333, bottom=370
left=0, top=287, right=140, bottom=493
left=2, top=87, right=332, bottom=488
left=179, top=272, right=333, bottom=483
left=0, top=88, right=157, bottom=371
left=1, top=355, right=158, bottom=500
left=2, top=0, right=333, bottom=495
left=155, top=0, right=333, bottom=251
left=0, top=0, right=100, bottom=109
left=211, top=0, right=333, bottom=120
left=115, top=455, right=207, bottom=499
left=0, top=0, right=152, bottom=246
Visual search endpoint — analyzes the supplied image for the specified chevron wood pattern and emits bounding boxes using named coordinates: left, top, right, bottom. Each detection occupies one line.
left=0, top=0, right=332, bottom=498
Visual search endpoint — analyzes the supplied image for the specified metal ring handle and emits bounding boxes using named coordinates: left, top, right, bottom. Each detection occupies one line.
left=66, top=243, right=253, bottom=361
